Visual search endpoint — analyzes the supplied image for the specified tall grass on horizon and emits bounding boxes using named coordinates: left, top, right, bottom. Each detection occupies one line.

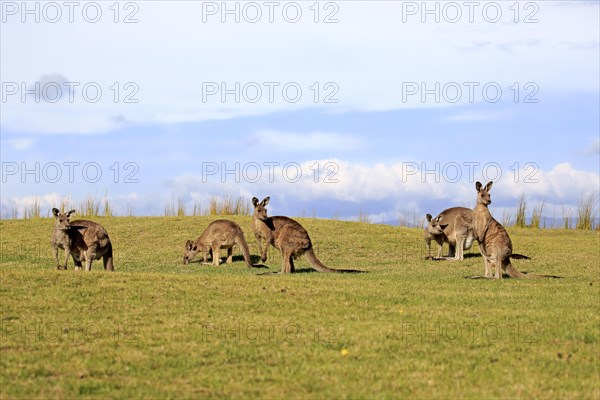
left=208, top=194, right=250, bottom=216
left=59, top=197, right=72, bottom=216
left=398, top=210, right=420, bottom=228
left=561, top=204, right=573, bottom=229
left=164, top=198, right=183, bottom=217
left=357, top=209, right=372, bottom=224
left=22, top=197, right=41, bottom=219
left=515, top=193, right=527, bottom=228
left=103, top=196, right=114, bottom=218
left=530, top=200, right=545, bottom=229
left=576, top=192, right=598, bottom=230
left=502, top=209, right=515, bottom=227
left=79, top=195, right=101, bottom=218
left=192, top=201, right=202, bottom=216
left=3, top=192, right=599, bottom=229
left=177, top=198, right=186, bottom=217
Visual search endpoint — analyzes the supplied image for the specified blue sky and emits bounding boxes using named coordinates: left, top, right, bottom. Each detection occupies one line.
left=1, top=1, right=599, bottom=223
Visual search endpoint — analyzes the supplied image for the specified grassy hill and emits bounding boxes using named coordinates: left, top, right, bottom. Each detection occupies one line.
left=1, top=216, right=598, bottom=398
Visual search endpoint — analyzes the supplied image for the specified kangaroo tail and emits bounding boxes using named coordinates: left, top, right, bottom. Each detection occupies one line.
left=506, top=262, right=560, bottom=279
left=104, top=242, right=114, bottom=271
left=234, top=232, right=259, bottom=269
left=305, top=248, right=366, bottom=273
left=505, top=263, right=529, bottom=278
left=511, top=253, right=531, bottom=260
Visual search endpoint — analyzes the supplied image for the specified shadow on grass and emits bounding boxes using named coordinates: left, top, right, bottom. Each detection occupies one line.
left=465, top=273, right=562, bottom=279
left=255, top=268, right=317, bottom=275
left=183, top=255, right=268, bottom=268
left=257, top=267, right=368, bottom=275
left=463, top=253, right=482, bottom=259
left=426, top=253, right=482, bottom=261
left=230, top=255, right=269, bottom=268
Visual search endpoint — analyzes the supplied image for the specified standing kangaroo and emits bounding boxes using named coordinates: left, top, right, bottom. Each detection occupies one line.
left=469, top=182, right=556, bottom=279
left=252, top=197, right=365, bottom=274
left=50, top=208, right=114, bottom=271
left=424, top=207, right=475, bottom=260
left=424, top=213, right=445, bottom=259
left=183, top=219, right=258, bottom=269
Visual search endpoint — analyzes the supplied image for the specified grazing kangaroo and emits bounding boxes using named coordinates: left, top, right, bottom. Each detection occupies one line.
left=50, top=208, right=114, bottom=271
left=252, top=197, right=365, bottom=274
left=469, top=182, right=557, bottom=279
left=183, top=219, right=258, bottom=269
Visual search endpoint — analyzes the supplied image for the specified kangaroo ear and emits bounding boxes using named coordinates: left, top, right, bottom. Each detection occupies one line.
left=52, top=208, right=60, bottom=217
left=186, top=240, right=193, bottom=250
left=262, top=197, right=270, bottom=206
left=252, top=197, right=259, bottom=207
left=192, top=245, right=198, bottom=251
left=485, top=181, right=493, bottom=192
left=436, top=214, right=444, bottom=223
left=426, top=214, right=432, bottom=221
left=476, top=181, right=482, bottom=192
left=66, top=209, right=76, bottom=217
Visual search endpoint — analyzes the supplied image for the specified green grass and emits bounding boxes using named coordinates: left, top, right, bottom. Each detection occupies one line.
left=1, top=216, right=599, bottom=399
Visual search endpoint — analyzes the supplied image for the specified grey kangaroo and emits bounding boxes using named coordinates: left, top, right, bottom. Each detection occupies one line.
left=424, top=208, right=475, bottom=260
left=424, top=213, right=445, bottom=259
left=468, top=182, right=557, bottom=279
left=50, top=208, right=114, bottom=271
left=425, top=206, right=529, bottom=261
left=183, top=219, right=258, bottom=269
left=252, top=197, right=365, bottom=274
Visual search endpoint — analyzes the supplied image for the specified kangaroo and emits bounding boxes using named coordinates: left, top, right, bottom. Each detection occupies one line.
left=252, top=197, right=365, bottom=274
left=183, top=219, right=258, bottom=269
left=50, top=208, right=114, bottom=271
left=468, top=182, right=557, bottom=279
left=424, top=213, right=445, bottom=259
left=425, top=206, right=529, bottom=261
left=425, top=207, right=476, bottom=261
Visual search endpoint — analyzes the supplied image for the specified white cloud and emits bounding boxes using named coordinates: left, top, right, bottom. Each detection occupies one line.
left=499, top=162, right=600, bottom=204
left=3, top=161, right=597, bottom=222
left=163, top=160, right=600, bottom=220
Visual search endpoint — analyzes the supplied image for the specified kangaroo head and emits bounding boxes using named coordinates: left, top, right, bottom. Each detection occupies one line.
left=426, top=213, right=444, bottom=235
left=475, top=181, right=493, bottom=206
left=183, top=239, right=199, bottom=265
left=52, top=208, right=76, bottom=231
left=252, top=196, right=270, bottom=221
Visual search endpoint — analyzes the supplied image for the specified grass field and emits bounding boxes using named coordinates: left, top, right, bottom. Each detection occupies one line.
left=1, top=215, right=598, bottom=399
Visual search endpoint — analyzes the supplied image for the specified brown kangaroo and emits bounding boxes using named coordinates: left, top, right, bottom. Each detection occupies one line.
left=183, top=219, right=258, bottom=269
left=426, top=206, right=529, bottom=262
left=50, top=208, right=114, bottom=271
left=468, top=182, right=557, bottom=279
left=424, top=207, right=476, bottom=260
left=252, top=197, right=365, bottom=274
left=424, top=213, right=445, bottom=259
